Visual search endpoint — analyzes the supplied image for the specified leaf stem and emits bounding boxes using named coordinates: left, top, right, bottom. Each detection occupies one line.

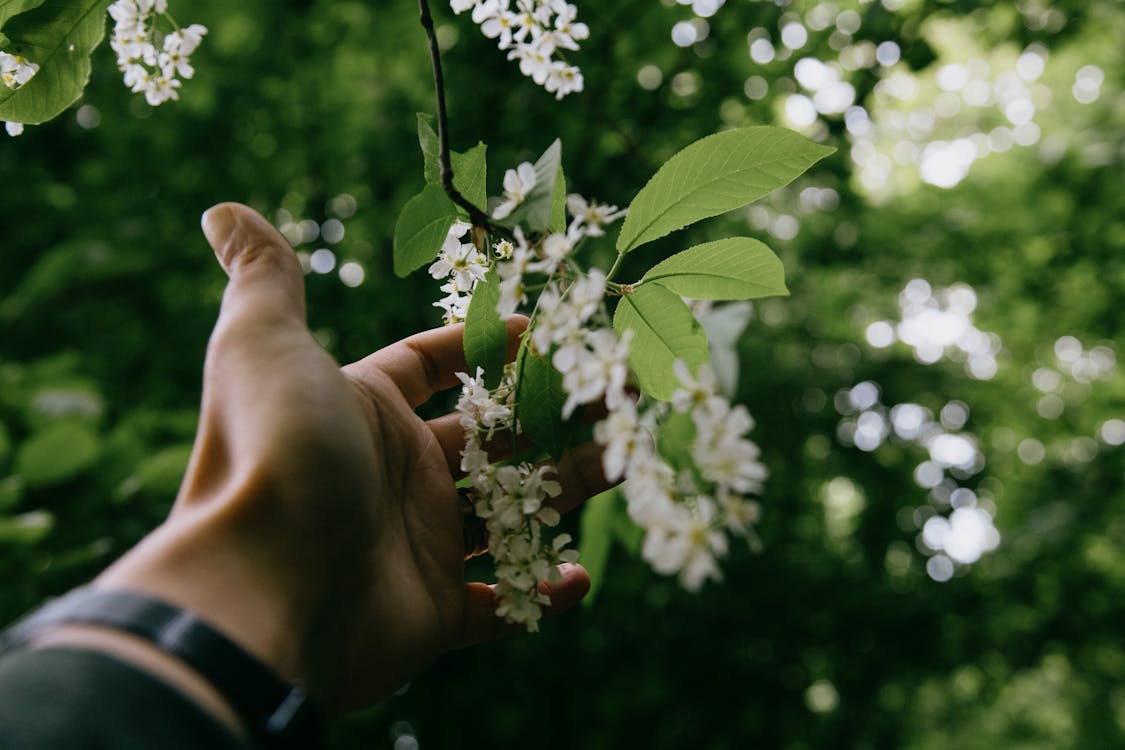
left=418, top=0, right=492, bottom=229
left=605, top=252, right=625, bottom=282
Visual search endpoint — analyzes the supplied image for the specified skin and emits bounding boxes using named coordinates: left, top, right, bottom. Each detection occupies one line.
left=38, top=203, right=609, bottom=731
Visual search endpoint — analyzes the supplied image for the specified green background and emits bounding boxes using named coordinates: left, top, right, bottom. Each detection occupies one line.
left=1, top=0, right=1123, bottom=747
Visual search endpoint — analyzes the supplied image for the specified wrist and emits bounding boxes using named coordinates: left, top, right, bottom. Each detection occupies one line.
left=96, top=512, right=314, bottom=691
left=28, top=623, right=246, bottom=739
left=1, top=586, right=325, bottom=748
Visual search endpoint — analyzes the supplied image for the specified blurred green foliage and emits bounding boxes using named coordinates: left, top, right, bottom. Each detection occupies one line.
left=1, top=0, right=1123, bottom=747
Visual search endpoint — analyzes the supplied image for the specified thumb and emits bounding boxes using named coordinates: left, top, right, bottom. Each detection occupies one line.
left=201, top=202, right=307, bottom=332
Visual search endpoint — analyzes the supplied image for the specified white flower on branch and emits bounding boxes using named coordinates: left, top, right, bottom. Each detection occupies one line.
left=548, top=2, right=588, bottom=50
left=594, top=396, right=648, bottom=482
left=557, top=327, right=630, bottom=418
left=543, top=60, right=584, bottom=100
left=496, top=232, right=533, bottom=316
left=429, top=231, right=488, bottom=289
left=429, top=221, right=484, bottom=324
left=641, top=496, right=728, bottom=592
left=492, top=161, right=537, bottom=220
left=566, top=194, right=627, bottom=237
left=0, top=51, right=39, bottom=90
left=108, top=1, right=206, bottom=106
left=450, top=0, right=586, bottom=98
left=0, top=51, right=36, bottom=133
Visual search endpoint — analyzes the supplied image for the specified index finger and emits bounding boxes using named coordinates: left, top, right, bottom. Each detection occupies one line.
left=345, top=315, right=528, bottom=408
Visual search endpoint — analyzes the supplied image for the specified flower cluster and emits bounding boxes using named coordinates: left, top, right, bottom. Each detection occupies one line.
left=449, top=0, right=588, bottom=99
left=437, top=171, right=764, bottom=625
left=1, top=50, right=39, bottom=136
left=596, top=362, right=766, bottom=591
left=456, top=368, right=578, bottom=631
left=108, top=0, right=206, bottom=106
left=430, top=220, right=488, bottom=323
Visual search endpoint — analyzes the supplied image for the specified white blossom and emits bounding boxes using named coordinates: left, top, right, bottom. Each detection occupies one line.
left=558, top=327, right=630, bottom=418
left=492, top=162, right=537, bottom=220
left=456, top=367, right=513, bottom=436
left=548, top=2, right=588, bottom=50
left=455, top=366, right=577, bottom=631
left=544, top=61, right=584, bottom=100
left=434, top=282, right=472, bottom=324
left=429, top=235, right=488, bottom=290
left=566, top=194, right=627, bottom=238
left=529, top=283, right=574, bottom=353
left=449, top=0, right=585, bottom=98
left=0, top=52, right=39, bottom=90
left=641, top=497, right=727, bottom=591
left=594, top=396, right=646, bottom=482
left=692, top=398, right=767, bottom=495
left=107, top=1, right=206, bottom=106
left=529, top=232, right=571, bottom=274
left=429, top=221, right=485, bottom=323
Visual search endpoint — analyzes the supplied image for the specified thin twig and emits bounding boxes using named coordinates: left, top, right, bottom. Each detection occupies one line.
left=418, top=0, right=493, bottom=229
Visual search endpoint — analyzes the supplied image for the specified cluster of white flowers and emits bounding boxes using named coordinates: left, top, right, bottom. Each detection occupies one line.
left=456, top=368, right=579, bottom=630
left=1, top=51, right=39, bottom=136
left=593, top=361, right=766, bottom=591
left=438, top=176, right=764, bottom=623
left=449, top=0, right=588, bottom=99
left=108, top=0, right=206, bottom=106
left=430, top=220, right=488, bottom=323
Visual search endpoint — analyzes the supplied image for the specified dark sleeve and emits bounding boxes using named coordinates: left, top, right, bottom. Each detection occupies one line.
left=0, top=646, right=253, bottom=750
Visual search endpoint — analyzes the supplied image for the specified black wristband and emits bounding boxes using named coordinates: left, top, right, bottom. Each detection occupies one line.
left=0, top=587, right=324, bottom=749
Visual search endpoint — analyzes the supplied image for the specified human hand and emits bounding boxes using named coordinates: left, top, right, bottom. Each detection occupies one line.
left=96, top=203, right=609, bottom=714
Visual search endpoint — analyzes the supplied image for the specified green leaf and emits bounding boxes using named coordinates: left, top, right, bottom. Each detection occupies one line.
left=499, top=139, right=561, bottom=232
left=417, top=113, right=440, bottom=184
left=656, top=410, right=697, bottom=473
left=0, top=510, right=54, bottom=546
left=0, top=475, right=24, bottom=512
left=464, top=267, right=507, bottom=389
left=453, top=142, right=488, bottom=210
left=115, top=443, right=193, bottom=502
left=0, top=0, right=47, bottom=28
left=418, top=114, right=489, bottom=211
left=15, top=421, right=100, bottom=487
left=393, top=184, right=459, bottom=278
left=613, top=283, right=710, bottom=401
left=549, top=165, right=567, bottom=234
left=516, top=348, right=570, bottom=460
left=640, top=237, right=788, bottom=300
left=579, top=487, right=620, bottom=607
left=0, top=0, right=114, bottom=124
left=617, top=127, right=835, bottom=253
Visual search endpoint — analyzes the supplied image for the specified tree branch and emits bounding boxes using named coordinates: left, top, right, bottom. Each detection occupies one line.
left=418, top=0, right=493, bottom=229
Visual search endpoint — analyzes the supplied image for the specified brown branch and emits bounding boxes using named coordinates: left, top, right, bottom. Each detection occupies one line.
left=417, top=0, right=493, bottom=230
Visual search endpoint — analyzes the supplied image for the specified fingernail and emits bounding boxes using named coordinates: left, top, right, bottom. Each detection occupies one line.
left=201, top=204, right=238, bottom=269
